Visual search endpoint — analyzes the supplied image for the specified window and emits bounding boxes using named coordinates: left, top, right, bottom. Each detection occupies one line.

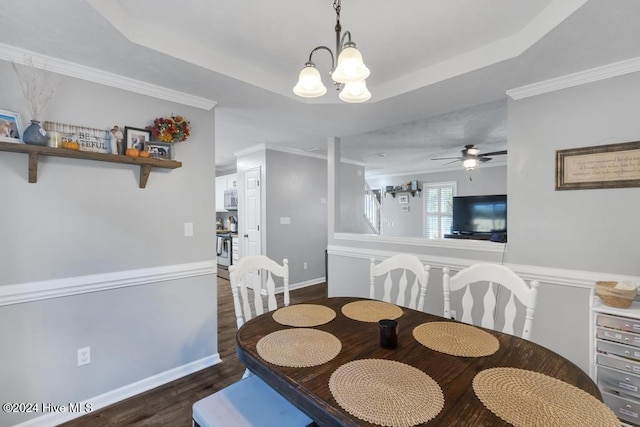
left=423, top=181, right=456, bottom=239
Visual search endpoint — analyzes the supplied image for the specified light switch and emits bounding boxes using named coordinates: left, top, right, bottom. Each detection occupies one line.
left=280, top=217, right=291, bottom=225
left=184, top=222, right=194, bottom=236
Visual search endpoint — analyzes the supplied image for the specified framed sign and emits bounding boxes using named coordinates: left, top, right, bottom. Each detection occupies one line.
left=556, top=141, right=640, bottom=190
left=124, top=126, right=150, bottom=152
left=0, top=109, right=24, bottom=143
left=44, top=121, right=110, bottom=153
left=398, top=195, right=409, bottom=204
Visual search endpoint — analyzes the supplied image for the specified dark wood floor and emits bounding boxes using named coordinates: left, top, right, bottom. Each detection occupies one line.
left=61, top=278, right=327, bottom=426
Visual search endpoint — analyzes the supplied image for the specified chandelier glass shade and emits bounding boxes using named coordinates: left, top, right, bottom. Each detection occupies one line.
left=293, top=63, right=327, bottom=98
left=339, top=79, right=371, bottom=102
left=293, top=0, right=371, bottom=103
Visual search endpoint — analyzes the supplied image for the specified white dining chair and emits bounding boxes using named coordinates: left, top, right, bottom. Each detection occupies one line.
left=192, top=255, right=313, bottom=427
left=369, top=254, right=431, bottom=311
left=442, top=263, right=539, bottom=339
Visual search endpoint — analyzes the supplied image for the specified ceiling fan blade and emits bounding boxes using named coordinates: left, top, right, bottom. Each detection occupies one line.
left=479, top=157, right=492, bottom=162
left=479, top=150, right=507, bottom=157
left=431, top=156, right=462, bottom=160
left=441, top=160, right=461, bottom=166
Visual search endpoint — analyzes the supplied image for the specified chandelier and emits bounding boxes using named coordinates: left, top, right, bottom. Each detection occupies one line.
left=293, top=0, right=371, bottom=103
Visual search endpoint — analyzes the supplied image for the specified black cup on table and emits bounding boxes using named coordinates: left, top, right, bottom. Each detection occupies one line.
left=379, top=319, right=398, bottom=348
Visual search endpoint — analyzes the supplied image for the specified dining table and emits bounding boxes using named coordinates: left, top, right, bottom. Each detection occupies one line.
left=235, top=296, right=613, bottom=427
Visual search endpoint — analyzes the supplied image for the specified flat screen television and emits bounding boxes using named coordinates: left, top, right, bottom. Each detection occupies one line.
left=451, top=195, right=507, bottom=236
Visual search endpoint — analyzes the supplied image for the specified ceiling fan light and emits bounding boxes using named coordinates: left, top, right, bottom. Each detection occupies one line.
left=331, top=43, right=370, bottom=83
left=463, top=158, right=478, bottom=170
left=339, top=79, right=371, bottom=103
left=293, top=63, right=327, bottom=98
left=467, top=147, right=480, bottom=155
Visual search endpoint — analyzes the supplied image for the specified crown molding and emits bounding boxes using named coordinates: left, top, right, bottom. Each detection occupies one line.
left=0, top=43, right=217, bottom=110
left=507, top=56, right=640, bottom=100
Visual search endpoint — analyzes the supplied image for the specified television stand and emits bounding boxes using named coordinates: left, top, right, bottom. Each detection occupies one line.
left=444, top=233, right=494, bottom=241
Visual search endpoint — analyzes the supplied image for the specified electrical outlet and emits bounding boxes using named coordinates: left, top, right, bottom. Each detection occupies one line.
left=77, top=346, right=90, bottom=366
left=450, top=310, right=457, bottom=320
left=303, top=262, right=308, bottom=270
left=184, top=222, right=194, bottom=237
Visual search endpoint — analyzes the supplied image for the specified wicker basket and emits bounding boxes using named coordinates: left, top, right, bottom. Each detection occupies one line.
left=595, top=281, right=637, bottom=308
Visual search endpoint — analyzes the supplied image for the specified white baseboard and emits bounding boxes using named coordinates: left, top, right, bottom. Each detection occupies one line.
left=14, top=354, right=222, bottom=427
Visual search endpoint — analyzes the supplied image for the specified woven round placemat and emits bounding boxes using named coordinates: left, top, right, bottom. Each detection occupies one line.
left=341, top=300, right=403, bottom=322
left=272, top=304, right=337, bottom=327
left=329, top=359, right=444, bottom=427
left=473, top=367, right=619, bottom=427
left=412, top=321, right=499, bottom=357
left=256, top=328, right=341, bottom=367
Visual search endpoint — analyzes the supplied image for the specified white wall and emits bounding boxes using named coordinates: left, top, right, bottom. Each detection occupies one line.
left=0, top=61, right=217, bottom=426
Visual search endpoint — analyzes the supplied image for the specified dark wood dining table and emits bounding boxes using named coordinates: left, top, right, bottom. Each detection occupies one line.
left=235, top=297, right=601, bottom=426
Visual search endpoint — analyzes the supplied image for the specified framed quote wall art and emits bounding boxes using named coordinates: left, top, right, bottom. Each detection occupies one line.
left=556, top=140, right=640, bottom=190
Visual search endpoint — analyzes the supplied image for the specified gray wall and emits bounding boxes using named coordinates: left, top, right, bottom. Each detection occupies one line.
left=265, top=150, right=328, bottom=283
left=367, top=166, right=507, bottom=237
left=507, top=71, right=640, bottom=275
left=328, top=70, right=640, bottom=374
left=0, top=60, right=217, bottom=426
left=339, top=162, right=370, bottom=234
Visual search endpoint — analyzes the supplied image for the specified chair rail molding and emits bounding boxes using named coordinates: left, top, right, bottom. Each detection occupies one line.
left=0, top=260, right=216, bottom=307
left=328, top=245, right=639, bottom=290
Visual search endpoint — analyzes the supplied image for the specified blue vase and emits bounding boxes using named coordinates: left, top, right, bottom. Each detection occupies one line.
left=23, top=120, right=48, bottom=146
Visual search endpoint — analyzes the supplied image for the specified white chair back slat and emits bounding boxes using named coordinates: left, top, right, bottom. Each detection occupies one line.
left=370, top=255, right=431, bottom=311
left=408, top=276, right=420, bottom=310
left=382, top=272, right=393, bottom=303
left=266, top=271, right=277, bottom=312
left=442, top=263, right=539, bottom=340
left=481, top=283, right=497, bottom=330
left=396, top=271, right=408, bottom=308
left=460, top=286, right=474, bottom=324
left=503, top=293, right=517, bottom=336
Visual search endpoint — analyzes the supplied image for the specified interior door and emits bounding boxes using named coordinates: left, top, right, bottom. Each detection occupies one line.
left=241, top=166, right=261, bottom=258
left=241, top=166, right=261, bottom=289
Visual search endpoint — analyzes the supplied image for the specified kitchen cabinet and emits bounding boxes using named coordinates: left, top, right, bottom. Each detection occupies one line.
left=216, top=173, right=237, bottom=211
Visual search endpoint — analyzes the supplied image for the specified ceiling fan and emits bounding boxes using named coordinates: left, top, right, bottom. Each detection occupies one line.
left=432, top=144, right=507, bottom=170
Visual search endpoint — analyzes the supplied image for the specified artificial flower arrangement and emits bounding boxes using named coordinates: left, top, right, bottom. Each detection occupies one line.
left=147, top=115, right=190, bottom=143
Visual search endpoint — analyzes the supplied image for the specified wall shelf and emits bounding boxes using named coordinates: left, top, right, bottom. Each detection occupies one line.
left=0, top=141, right=182, bottom=188
left=385, top=189, right=421, bottom=198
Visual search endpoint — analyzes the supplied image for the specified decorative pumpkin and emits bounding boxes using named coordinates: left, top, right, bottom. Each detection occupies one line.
left=138, top=150, right=150, bottom=158
left=125, top=147, right=140, bottom=157
left=61, top=141, right=80, bottom=150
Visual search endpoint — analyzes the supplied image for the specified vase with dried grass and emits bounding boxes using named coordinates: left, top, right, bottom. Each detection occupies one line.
left=12, top=59, right=60, bottom=146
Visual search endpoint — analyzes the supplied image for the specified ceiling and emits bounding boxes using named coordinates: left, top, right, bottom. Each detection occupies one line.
left=1, top=0, right=640, bottom=175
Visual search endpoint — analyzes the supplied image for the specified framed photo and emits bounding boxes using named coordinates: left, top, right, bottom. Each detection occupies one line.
left=398, top=195, right=409, bottom=204
left=145, top=142, right=172, bottom=160
left=401, top=205, right=410, bottom=212
left=0, top=109, right=24, bottom=143
left=124, top=126, right=150, bottom=152
left=556, top=140, right=640, bottom=190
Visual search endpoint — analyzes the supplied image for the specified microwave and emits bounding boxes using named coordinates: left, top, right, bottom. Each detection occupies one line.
left=224, top=189, right=238, bottom=210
